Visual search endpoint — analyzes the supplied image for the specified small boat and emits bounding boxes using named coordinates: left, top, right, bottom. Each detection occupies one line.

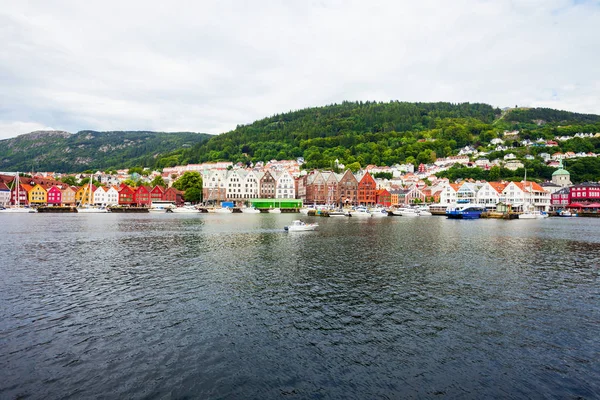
left=417, top=206, right=432, bottom=216
left=559, top=210, right=573, bottom=217
left=214, top=207, right=233, bottom=214
left=446, top=205, right=486, bottom=219
left=347, top=206, right=371, bottom=217
left=397, top=207, right=420, bottom=217
left=284, top=220, right=318, bottom=231
left=77, top=206, right=110, bottom=213
left=299, top=205, right=316, bottom=215
left=268, top=207, right=282, bottom=214
left=519, top=210, right=548, bottom=219
left=370, top=208, right=389, bottom=218
left=327, top=209, right=346, bottom=217
left=241, top=206, right=261, bottom=214
left=0, top=206, right=37, bottom=213
left=149, top=206, right=169, bottom=213
left=171, top=205, right=200, bottom=213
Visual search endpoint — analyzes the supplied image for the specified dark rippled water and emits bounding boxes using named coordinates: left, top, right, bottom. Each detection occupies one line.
left=1, top=213, right=599, bottom=399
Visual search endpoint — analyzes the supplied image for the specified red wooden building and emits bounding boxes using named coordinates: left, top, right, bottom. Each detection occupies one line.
left=134, top=186, right=152, bottom=207
left=118, top=184, right=135, bottom=206
left=357, top=171, right=376, bottom=206
left=150, top=185, right=165, bottom=203
left=164, top=187, right=184, bottom=206
left=376, top=189, right=391, bottom=207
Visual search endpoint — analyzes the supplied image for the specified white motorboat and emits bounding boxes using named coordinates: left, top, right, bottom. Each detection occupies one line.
left=78, top=206, right=109, bottom=213
left=268, top=207, right=282, bottom=214
left=214, top=207, right=233, bottom=214
left=417, top=206, right=432, bottom=216
left=0, top=206, right=36, bottom=213
left=397, top=208, right=420, bottom=217
left=559, top=210, right=573, bottom=217
left=149, top=206, right=169, bottom=213
left=241, top=207, right=261, bottom=214
left=327, top=209, right=346, bottom=217
left=347, top=207, right=371, bottom=217
left=519, top=210, right=548, bottom=219
left=284, top=220, right=318, bottom=231
left=171, top=205, right=200, bottom=213
left=370, top=208, right=389, bottom=218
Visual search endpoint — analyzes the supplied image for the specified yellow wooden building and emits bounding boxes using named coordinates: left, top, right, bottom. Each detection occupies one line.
left=28, top=184, right=48, bottom=206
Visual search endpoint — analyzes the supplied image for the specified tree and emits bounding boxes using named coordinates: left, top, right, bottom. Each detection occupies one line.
left=347, top=162, right=361, bottom=173
left=122, top=178, right=139, bottom=188
left=151, top=175, right=166, bottom=187
left=183, top=187, right=202, bottom=203
left=173, top=171, right=203, bottom=191
left=60, top=175, right=78, bottom=186
left=488, top=166, right=501, bottom=181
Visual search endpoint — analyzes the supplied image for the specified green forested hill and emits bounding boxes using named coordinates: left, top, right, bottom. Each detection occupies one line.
left=0, top=130, right=210, bottom=172
left=162, top=101, right=600, bottom=175
left=168, top=101, right=502, bottom=169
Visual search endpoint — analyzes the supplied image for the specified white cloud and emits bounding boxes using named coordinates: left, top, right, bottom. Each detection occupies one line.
left=0, top=0, right=599, bottom=140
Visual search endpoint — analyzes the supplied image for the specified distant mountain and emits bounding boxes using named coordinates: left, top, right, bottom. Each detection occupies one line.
left=0, top=130, right=211, bottom=172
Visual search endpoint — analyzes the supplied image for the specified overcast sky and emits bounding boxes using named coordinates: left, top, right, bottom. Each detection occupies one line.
left=0, top=0, right=599, bottom=140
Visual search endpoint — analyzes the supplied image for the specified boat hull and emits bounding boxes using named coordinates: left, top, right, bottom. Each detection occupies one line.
left=77, top=208, right=109, bottom=213
left=0, top=208, right=37, bottom=213
left=446, top=211, right=482, bottom=219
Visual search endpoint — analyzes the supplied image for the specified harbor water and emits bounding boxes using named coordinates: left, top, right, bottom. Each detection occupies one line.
left=1, top=214, right=599, bottom=398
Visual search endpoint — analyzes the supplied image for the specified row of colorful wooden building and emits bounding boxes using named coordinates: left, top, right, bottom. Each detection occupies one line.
left=0, top=175, right=184, bottom=207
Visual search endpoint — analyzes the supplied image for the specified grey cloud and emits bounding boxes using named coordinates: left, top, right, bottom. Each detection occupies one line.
left=0, top=0, right=599, bottom=140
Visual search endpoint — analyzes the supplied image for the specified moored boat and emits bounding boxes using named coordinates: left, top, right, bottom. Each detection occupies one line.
left=370, top=208, right=389, bottom=217
left=446, top=205, right=486, bottom=219
left=241, top=206, right=261, bottom=214
left=171, top=205, right=200, bottom=213
left=268, top=207, right=282, bottom=214
left=347, top=206, right=371, bottom=217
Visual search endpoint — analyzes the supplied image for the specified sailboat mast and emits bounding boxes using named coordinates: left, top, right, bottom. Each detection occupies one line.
left=15, top=172, right=19, bottom=207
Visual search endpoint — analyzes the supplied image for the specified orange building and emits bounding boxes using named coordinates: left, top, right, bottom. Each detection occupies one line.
left=357, top=171, right=376, bottom=206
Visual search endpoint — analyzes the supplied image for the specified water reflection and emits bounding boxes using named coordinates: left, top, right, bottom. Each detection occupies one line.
left=1, top=214, right=599, bottom=399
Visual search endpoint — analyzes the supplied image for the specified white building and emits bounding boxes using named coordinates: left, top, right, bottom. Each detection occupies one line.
left=502, top=181, right=550, bottom=211
left=275, top=170, right=295, bottom=199
left=243, top=170, right=261, bottom=199
left=0, top=182, right=10, bottom=205
left=203, top=170, right=228, bottom=203
left=226, top=169, right=246, bottom=200
left=475, top=182, right=506, bottom=209
left=94, top=187, right=108, bottom=206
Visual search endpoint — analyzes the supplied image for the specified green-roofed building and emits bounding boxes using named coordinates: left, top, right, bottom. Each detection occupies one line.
left=551, top=159, right=572, bottom=188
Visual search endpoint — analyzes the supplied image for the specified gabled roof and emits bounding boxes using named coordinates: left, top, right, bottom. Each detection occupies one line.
left=19, top=183, right=33, bottom=192
left=514, top=181, right=545, bottom=192
left=488, top=182, right=508, bottom=194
